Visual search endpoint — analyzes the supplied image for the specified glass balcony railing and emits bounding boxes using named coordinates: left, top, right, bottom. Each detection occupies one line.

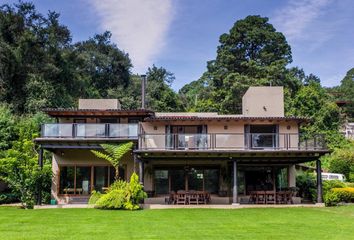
left=139, top=133, right=327, bottom=151
left=41, top=123, right=138, bottom=139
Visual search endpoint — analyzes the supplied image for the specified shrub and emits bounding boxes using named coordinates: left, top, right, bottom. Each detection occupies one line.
left=109, top=180, right=128, bottom=191
left=323, top=180, right=345, bottom=195
left=95, top=190, right=126, bottom=209
left=88, top=191, right=102, bottom=205
left=125, top=173, right=147, bottom=210
left=346, top=182, right=354, bottom=188
left=324, top=142, right=354, bottom=181
left=89, top=172, right=147, bottom=210
left=324, top=187, right=354, bottom=206
left=296, top=171, right=316, bottom=202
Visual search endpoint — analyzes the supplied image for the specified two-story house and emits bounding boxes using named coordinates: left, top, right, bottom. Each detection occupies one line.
left=35, top=87, right=329, bottom=205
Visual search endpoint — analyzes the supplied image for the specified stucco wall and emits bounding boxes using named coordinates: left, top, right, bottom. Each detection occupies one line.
left=78, top=99, right=121, bottom=110
left=140, top=120, right=299, bottom=149
left=242, top=87, right=284, bottom=117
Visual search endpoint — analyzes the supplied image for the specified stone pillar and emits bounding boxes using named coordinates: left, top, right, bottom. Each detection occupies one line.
left=232, top=160, right=239, bottom=205
left=316, top=159, right=323, bottom=204
left=288, top=165, right=296, bottom=187
left=139, top=161, right=144, bottom=186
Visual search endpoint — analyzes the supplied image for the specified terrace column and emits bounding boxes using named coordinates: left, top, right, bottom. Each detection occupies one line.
left=232, top=160, right=239, bottom=205
left=36, top=147, right=44, bottom=205
left=316, top=159, right=323, bottom=204
left=139, top=161, right=144, bottom=186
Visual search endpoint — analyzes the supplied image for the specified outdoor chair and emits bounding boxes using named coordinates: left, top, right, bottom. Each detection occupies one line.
left=176, top=192, right=187, bottom=205
left=188, top=192, right=199, bottom=204
left=205, top=192, right=211, bottom=204
left=197, top=191, right=206, bottom=204
left=165, top=191, right=176, bottom=204
left=284, top=191, right=293, bottom=204
left=249, top=191, right=257, bottom=204
left=265, top=191, right=276, bottom=204
left=256, top=191, right=266, bottom=204
left=276, top=191, right=286, bottom=204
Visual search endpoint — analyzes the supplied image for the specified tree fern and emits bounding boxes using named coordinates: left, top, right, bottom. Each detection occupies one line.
left=91, top=142, right=133, bottom=180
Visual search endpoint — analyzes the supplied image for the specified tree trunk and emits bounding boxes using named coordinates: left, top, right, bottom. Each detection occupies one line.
left=115, top=166, right=119, bottom=181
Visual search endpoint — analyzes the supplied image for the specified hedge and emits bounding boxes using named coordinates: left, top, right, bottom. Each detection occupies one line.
left=324, top=187, right=354, bottom=206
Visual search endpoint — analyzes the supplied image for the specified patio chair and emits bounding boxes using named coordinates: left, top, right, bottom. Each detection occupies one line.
left=197, top=191, right=206, bottom=204
left=188, top=192, right=199, bottom=205
left=256, top=191, right=266, bottom=204
left=176, top=192, right=187, bottom=205
left=284, top=191, right=293, bottom=204
left=265, top=191, right=276, bottom=204
left=248, top=191, right=257, bottom=204
left=276, top=191, right=286, bottom=204
left=165, top=191, right=176, bottom=204
left=205, top=192, right=211, bottom=204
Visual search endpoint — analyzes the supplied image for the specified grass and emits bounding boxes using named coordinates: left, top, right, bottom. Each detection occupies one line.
left=0, top=206, right=353, bottom=240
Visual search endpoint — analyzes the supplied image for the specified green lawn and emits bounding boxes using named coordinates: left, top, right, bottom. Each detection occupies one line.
left=0, top=206, right=353, bottom=240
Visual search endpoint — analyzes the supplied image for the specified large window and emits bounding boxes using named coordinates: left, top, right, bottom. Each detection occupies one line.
left=59, top=165, right=125, bottom=195
left=76, top=167, right=92, bottom=195
left=246, top=125, right=278, bottom=149
left=154, top=170, right=169, bottom=195
left=154, top=167, right=219, bottom=195
left=94, top=166, right=109, bottom=192
left=165, top=125, right=208, bottom=150
left=275, top=167, right=288, bottom=190
left=59, top=166, right=75, bottom=194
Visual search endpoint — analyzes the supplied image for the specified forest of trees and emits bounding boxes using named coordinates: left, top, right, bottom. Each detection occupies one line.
left=0, top=3, right=352, bottom=118
left=0, top=2, right=353, bottom=206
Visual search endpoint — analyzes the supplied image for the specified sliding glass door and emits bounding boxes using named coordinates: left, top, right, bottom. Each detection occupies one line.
left=153, top=167, right=220, bottom=195
left=94, top=166, right=109, bottom=192
left=59, top=165, right=125, bottom=195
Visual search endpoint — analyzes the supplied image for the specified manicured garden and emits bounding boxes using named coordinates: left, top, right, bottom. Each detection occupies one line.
left=0, top=206, right=353, bottom=240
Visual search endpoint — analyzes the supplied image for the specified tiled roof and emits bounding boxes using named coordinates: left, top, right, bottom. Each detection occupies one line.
left=43, top=108, right=154, bottom=117
left=145, top=115, right=310, bottom=122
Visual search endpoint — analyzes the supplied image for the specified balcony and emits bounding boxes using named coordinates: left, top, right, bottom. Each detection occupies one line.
left=138, top=133, right=327, bottom=151
left=41, top=123, right=138, bottom=139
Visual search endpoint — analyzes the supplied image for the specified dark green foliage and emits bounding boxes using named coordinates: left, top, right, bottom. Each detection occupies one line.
left=145, top=65, right=184, bottom=112
left=0, top=192, right=19, bottom=204
left=0, top=105, right=52, bottom=208
left=181, top=15, right=299, bottom=113
left=108, top=66, right=185, bottom=111
left=326, top=68, right=354, bottom=121
left=0, top=104, right=16, bottom=150
left=322, top=142, right=354, bottom=181
left=296, top=171, right=316, bottom=202
left=0, top=2, right=181, bottom=113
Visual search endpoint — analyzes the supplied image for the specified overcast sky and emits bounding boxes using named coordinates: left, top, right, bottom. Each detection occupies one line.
left=3, top=0, right=354, bottom=90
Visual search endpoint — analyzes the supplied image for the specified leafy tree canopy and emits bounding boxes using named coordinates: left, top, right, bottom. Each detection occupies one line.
left=181, top=15, right=305, bottom=113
